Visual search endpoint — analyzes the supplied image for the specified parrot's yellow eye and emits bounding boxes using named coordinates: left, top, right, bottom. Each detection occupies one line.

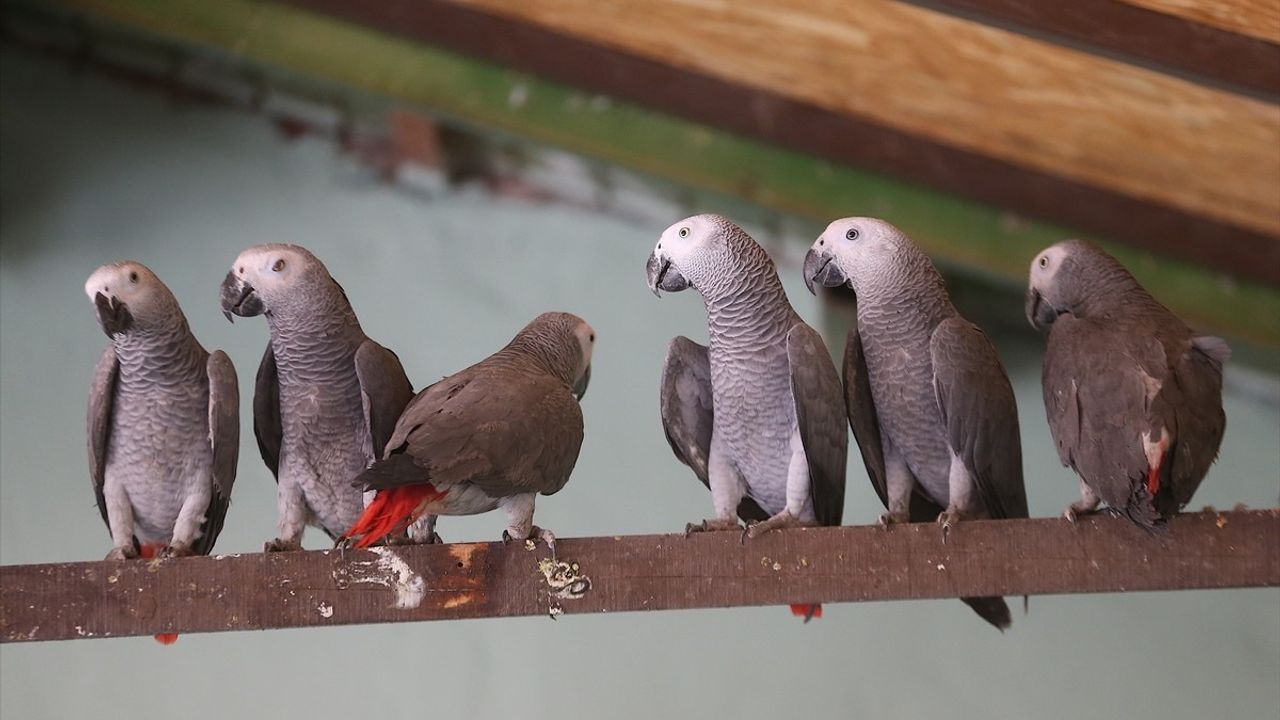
left=129, top=271, right=139, bottom=283
left=1038, top=256, right=1049, bottom=269
left=845, top=228, right=859, bottom=241
left=273, top=259, right=286, bottom=272
left=678, top=227, right=690, bottom=239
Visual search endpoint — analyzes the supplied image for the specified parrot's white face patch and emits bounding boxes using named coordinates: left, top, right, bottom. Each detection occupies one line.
left=231, top=245, right=309, bottom=298
left=84, top=262, right=158, bottom=306
left=654, top=213, right=721, bottom=266
left=816, top=217, right=903, bottom=285
left=1028, top=244, right=1069, bottom=291
left=574, top=320, right=596, bottom=368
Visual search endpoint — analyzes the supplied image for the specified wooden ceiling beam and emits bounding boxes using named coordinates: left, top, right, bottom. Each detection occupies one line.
left=283, top=0, right=1280, bottom=286
left=912, top=0, right=1280, bottom=98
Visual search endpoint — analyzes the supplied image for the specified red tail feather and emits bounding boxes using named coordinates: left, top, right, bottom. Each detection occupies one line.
left=344, top=484, right=445, bottom=548
left=790, top=603, right=822, bottom=622
left=138, top=545, right=178, bottom=645
left=1146, top=460, right=1162, bottom=498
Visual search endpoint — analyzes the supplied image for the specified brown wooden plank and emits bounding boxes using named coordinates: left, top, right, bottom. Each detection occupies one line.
left=2, top=511, right=1276, bottom=643
left=442, top=0, right=1280, bottom=240
left=912, top=0, right=1280, bottom=97
left=1125, top=0, right=1280, bottom=44
left=280, top=0, right=1280, bottom=287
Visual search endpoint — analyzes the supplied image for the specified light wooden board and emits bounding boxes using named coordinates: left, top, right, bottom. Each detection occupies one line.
left=1125, top=0, right=1280, bottom=43
left=449, top=0, right=1280, bottom=238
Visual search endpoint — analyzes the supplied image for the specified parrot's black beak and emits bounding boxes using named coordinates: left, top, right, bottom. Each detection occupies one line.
left=573, top=364, right=591, bottom=401
left=803, top=247, right=847, bottom=296
left=1025, top=287, right=1059, bottom=330
left=94, top=292, right=133, bottom=338
left=220, top=271, right=263, bottom=322
left=646, top=251, right=689, bottom=297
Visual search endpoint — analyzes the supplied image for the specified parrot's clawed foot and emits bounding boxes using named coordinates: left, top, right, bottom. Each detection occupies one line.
left=1063, top=501, right=1102, bottom=524
left=936, top=508, right=969, bottom=543
left=159, top=543, right=193, bottom=558
left=503, top=526, right=556, bottom=559
left=877, top=511, right=909, bottom=529
left=684, top=518, right=742, bottom=537
left=264, top=538, right=303, bottom=553
left=532, top=526, right=556, bottom=559
left=744, top=510, right=814, bottom=540
left=104, top=545, right=139, bottom=562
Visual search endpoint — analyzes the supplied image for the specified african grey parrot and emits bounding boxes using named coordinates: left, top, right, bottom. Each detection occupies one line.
left=647, top=214, right=846, bottom=619
left=220, top=244, right=414, bottom=551
left=340, top=312, right=593, bottom=552
left=85, top=262, right=239, bottom=565
left=805, top=217, right=1027, bottom=630
left=1027, top=239, right=1228, bottom=528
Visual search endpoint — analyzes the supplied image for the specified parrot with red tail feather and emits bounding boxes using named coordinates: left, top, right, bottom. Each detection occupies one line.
left=341, top=312, right=593, bottom=553
left=1027, top=240, right=1228, bottom=528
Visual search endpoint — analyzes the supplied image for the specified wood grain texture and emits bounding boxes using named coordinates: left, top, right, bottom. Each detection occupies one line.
left=2, top=511, right=1276, bottom=642
left=1124, top=0, right=1280, bottom=43
left=913, top=0, right=1280, bottom=97
left=448, top=0, right=1280, bottom=239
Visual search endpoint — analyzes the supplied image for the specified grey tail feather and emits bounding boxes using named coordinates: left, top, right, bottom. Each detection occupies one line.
left=1123, top=488, right=1170, bottom=533
left=962, top=596, right=1012, bottom=631
left=351, top=453, right=427, bottom=491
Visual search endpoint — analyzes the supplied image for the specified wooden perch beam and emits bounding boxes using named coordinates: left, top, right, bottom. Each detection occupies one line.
left=1, top=510, right=1276, bottom=643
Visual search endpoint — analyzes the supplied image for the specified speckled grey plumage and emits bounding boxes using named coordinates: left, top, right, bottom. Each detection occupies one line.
left=806, top=218, right=1026, bottom=629
left=222, top=244, right=413, bottom=547
left=86, top=262, right=238, bottom=560
left=650, top=214, right=846, bottom=531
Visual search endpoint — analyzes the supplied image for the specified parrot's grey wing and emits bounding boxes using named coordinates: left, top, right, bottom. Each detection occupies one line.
left=842, top=326, right=888, bottom=506
left=355, top=339, right=415, bottom=461
left=1044, top=318, right=1151, bottom=518
left=197, top=350, right=240, bottom=555
left=844, top=326, right=941, bottom=522
left=86, top=346, right=119, bottom=531
left=365, top=371, right=584, bottom=498
left=1166, top=336, right=1229, bottom=508
left=660, top=336, right=768, bottom=523
left=930, top=318, right=1028, bottom=520
left=787, top=323, right=848, bottom=527
left=253, top=344, right=283, bottom=480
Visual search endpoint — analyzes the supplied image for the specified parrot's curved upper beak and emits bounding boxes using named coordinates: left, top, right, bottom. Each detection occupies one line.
left=645, top=251, right=689, bottom=297
left=1025, top=287, right=1060, bottom=330
left=803, top=247, right=847, bottom=296
left=94, top=292, right=133, bottom=338
left=572, top=364, right=591, bottom=401
left=220, top=270, right=263, bottom=322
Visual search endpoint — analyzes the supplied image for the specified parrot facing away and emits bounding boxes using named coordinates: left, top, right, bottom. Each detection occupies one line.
left=85, top=261, right=240, bottom=644
left=647, top=214, right=847, bottom=621
left=340, top=312, right=594, bottom=552
left=1026, top=239, right=1228, bottom=528
left=220, top=244, right=414, bottom=551
left=805, top=217, right=1027, bottom=630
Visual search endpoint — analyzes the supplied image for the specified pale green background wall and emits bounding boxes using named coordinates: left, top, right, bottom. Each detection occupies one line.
left=1, top=49, right=1277, bottom=719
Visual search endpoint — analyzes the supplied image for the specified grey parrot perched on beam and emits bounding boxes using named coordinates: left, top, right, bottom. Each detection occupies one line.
left=221, top=244, right=414, bottom=551
left=805, top=218, right=1027, bottom=630
left=1026, top=239, right=1229, bottom=528
left=85, top=262, right=239, bottom=643
left=340, top=312, right=594, bottom=552
left=647, top=214, right=846, bottom=620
